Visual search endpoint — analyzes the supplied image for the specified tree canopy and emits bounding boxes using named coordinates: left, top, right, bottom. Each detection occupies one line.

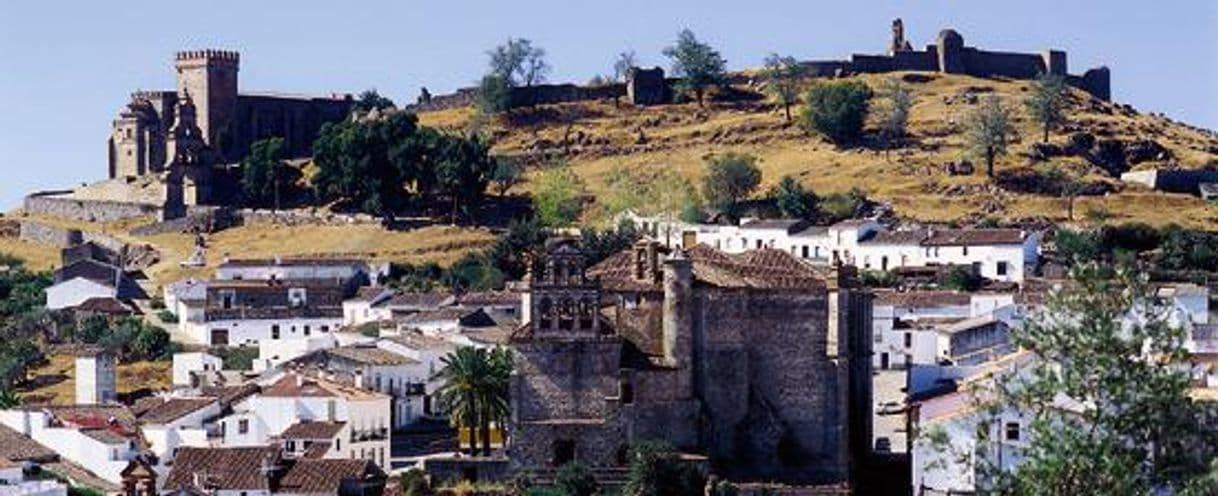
left=964, top=94, right=1017, bottom=178
left=771, top=175, right=818, bottom=220
left=701, top=152, right=761, bottom=216
left=762, top=53, right=804, bottom=122
left=488, top=38, right=550, bottom=87
left=532, top=165, right=587, bottom=227
left=800, top=80, right=873, bottom=144
left=351, top=89, right=396, bottom=114
left=311, top=111, right=497, bottom=219
left=981, top=263, right=1218, bottom=493
left=1024, top=73, right=1069, bottom=143
left=663, top=29, right=727, bottom=106
left=240, top=137, right=293, bottom=209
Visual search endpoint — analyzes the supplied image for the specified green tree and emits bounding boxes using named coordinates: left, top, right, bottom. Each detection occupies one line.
left=533, top=166, right=587, bottom=227
left=555, top=462, right=599, bottom=496
left=800, top=81, right=873, bottom=144
left=478, top=74, right=513, bottom=114
left=434, top=134, right=495, bottom=224
left=876, top=77, right=913, bottom=155
left=241, top=137, right=290, bottom=209
left=983, top=262, right=1218, bottom=493
left=771, top=175, right=818, bottom=220
left=964, top=95, right=1017, bottom=178
left=352, top=89, right=396, bottom=114
left=131, top=324, right=170, bottom=361
left=487, top=218, right=549, bottom=280
left=1024, top=73, right=1068, bottom=143
left=662, top=29, right=727, bottom=106
left=491, top=158, right=522, bottom=197
left=762, top=53, right=803, bottom=122
left=701, top=152, right=761, bottom=216
left=488, top=38, right=550, bottom=87
left=312, top=111, right=418, bottom=215
left=398, top=468, right=431, bottom=496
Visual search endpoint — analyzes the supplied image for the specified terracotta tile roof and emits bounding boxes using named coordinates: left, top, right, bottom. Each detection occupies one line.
left=0, top=424, right=57, bottom=463
left=383, top=292, right=452, bottom=309
left=384, top=332, right=455, bottom=351
left=861, top=229, right=928, bottom=245
left=279, top=421, right=345, bottom=440
left=75, top=297, right=133, bottom=314
left=22, top=404, right=137, bottom=431
left=205, top=306, right=342, bottom=321
left=739, top=219, right=808, bottom=232
left=277, top=458, right=383, bottom=495
left=164, top=446, right=280, bottom=491
left=589, top=244, right=826, bottom=292
left=136, top=398, right=216, bottom=425
left=302, top=441, right=332, bottom=459
left=200, top=383, right=261, bottom=406
left=874, top=291, right=971, bottom=308
left=328, top=346, right=415, bottom=366
left=452, top=290, right=519, bottom=307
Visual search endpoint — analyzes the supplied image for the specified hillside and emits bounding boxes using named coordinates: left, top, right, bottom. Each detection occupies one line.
left=420, top=72, right=1218, bottom=229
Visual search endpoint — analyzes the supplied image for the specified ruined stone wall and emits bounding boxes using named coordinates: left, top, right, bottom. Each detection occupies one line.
left=23, top=191, right=161, bottom=222
left=0, top=219, right=19, bottom=239
left=18, top=221, right=82, bottom=248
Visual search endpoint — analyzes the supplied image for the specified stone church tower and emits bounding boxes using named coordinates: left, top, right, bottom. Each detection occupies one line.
left=161, top=92, right=212, bottom=220
left=509, top=239, right=626, bottom=470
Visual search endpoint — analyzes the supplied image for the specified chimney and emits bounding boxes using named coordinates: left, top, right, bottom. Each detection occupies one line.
left=353, top=370, right=364, bottom=389
left=294, top=373, right=304, bottom=388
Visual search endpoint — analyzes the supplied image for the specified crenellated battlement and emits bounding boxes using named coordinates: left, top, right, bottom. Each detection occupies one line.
left=174, top=49, right=240, bottom=63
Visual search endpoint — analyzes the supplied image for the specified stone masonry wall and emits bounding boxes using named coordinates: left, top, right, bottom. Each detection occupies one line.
left=19, top=221, right=83, bottom=248
left=24, top=191, right=161, bottom=222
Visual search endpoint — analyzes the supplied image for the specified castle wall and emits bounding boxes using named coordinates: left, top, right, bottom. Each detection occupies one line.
left=961, top=48, right=1046, bottom=79
left=232, top=95, right=354, bottom=159
left=23, top=191, right=162, bottom=222
left=18, top=220, right=83, bottom=248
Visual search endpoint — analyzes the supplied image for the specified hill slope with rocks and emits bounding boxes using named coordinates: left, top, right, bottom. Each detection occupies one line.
left=421, top=72, right=1218, bottom=229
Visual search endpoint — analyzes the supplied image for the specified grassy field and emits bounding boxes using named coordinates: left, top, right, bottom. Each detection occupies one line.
left=421, top=72, right=1218, bottom=229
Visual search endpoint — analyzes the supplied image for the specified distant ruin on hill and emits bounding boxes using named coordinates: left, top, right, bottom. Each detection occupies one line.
left=408, top=18, right=1110, bottom=113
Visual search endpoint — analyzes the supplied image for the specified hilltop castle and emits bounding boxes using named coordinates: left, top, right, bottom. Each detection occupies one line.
left=107, top=50, right=353, bottom=206
left=802, top=18, right=1111, bottom=100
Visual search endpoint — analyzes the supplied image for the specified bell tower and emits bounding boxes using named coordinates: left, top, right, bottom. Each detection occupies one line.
left=525, top=238, right=603, bottom=339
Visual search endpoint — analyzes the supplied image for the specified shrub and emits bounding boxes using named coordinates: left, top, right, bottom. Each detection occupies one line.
left=156, top=309, right=178, bottom=324
left=555, top=463, right=598, bottom=496
left=702, top=152, right=762, bottom=215
left=211, top=346, right=258, bottom=371
left=533, top=166, right=587, bottom=227
left=800, top=81, right=873, bottom=144
left=941, top=266, right=981, bottom=291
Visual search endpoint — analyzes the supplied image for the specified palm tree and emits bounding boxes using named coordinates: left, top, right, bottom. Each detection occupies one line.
left=434, top=346, right=514, bottom=457
left=434, top=347, right=485, bottom=455
left=0, top=390, right=21, bottom=409
left=479, top=347, right=513, bottom=456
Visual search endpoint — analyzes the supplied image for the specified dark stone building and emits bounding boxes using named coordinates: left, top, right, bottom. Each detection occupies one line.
left=509, top=239, right=872, bottom=484
left=108, top=50, right=354, bottom=200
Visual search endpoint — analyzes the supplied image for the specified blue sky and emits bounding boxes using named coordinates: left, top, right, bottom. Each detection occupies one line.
left=1, top=1, right=1215, bottom=208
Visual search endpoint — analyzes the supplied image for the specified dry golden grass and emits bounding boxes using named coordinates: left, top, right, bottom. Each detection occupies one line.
left=420, top=72, right=1218, bottom=229
left=141, top=223, right=496, bottom=291
left=18, top=354, right=171, bottom=405
left=0, top=238, right=59, bottom=272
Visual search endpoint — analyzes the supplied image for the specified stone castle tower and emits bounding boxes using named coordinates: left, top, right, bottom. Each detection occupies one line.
left=174, top=50, right=239, bottom=157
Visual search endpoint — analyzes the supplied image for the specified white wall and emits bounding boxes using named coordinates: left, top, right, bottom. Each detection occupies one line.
left=0, top=410, right=137, bottom=485
left=45, top=279, right=115, bottom=310
left=191, top=317, right=342, bottom=346
left=254, top=335, right=337, bottom=373
left=172, top=352, right=224, bottom=387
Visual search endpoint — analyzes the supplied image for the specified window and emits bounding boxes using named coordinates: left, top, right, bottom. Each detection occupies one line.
left=904, top=332, right=912, bottom=348
left=755, top=240, right=763, bottom=249
left=219, top=290, right=235, bottom=309
left=1005, top=422, right=1020, bottom=441
left=962, top=245, right=969, bottom=256
left=288, top=288, right=307, bottom=307
left=271, top=325, right=280, bottom=340
left=801, top=246, right=809, bottom=258
left=303, top=325, right=311, bottom=336
left=238, top=419, right=249, bottom=434
left=335, top=438, right=341, bottom=451
left=997, top=261, right=1009, bottom=276
left=320, top=326, right=329, bottom=333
